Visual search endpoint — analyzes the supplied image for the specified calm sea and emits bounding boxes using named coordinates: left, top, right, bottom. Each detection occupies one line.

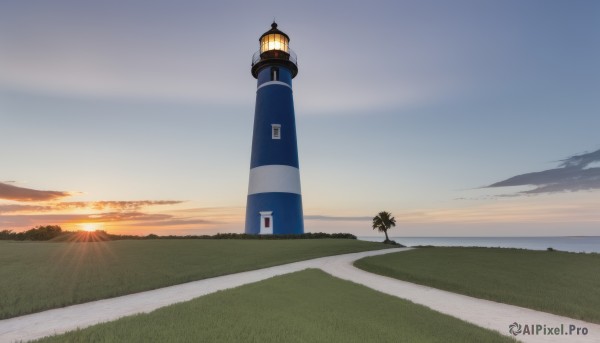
left=358, top=236, right=600, bottom=253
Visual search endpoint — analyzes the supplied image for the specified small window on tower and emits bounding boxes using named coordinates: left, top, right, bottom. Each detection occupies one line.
left=272, top=124, right=281, bottom=139
left=271, top=67, right=279, bottom=81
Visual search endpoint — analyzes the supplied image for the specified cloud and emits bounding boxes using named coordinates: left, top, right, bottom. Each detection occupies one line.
left=0, top=199, right=218, bottom=231
left=127, top=218, right=216, bottom=227
left=0, top=182, right=71, bottom=201
left=558, top=149, right=600, bottom=169
left=0, top=208, right=216, bottom=230
left=0, top=212, right=173, bottom=228
left=86, top=212, right=172, bottom=222
left=487, top=148, right=600, bottom=195
left=0, top=204, right=53, bottom=213
left=65, top=200, right=184, bottom=211
left=0, top=214, right=78, bottom=228
left=304, top=215, right=372, bottom=221
left=0, top=200, right=184, bottom=214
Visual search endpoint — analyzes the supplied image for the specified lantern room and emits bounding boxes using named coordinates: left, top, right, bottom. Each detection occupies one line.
left=251, top=22, right=298, bottom=79
left=260, top=31, right=289, bottom=53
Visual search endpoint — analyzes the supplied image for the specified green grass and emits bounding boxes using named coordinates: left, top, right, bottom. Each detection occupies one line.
left=0, top=239, right=390, bottom=319
left=36, top=269, right=515, bottom=343
left=355, top=247, right=600, bottom=323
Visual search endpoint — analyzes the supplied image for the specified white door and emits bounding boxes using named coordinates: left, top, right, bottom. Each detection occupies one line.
left=259, top=211, right=273, bottom=234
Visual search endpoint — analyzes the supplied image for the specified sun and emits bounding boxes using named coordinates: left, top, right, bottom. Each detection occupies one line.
left=79, top=223, right=101, bottom=232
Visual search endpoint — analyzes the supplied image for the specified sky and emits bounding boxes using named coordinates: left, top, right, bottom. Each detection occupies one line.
left=1, top=0, right=599, bottom=237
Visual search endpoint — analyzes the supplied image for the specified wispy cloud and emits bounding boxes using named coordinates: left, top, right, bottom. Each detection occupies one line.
left=0, top=214, right=77, bottom=228
left=0, top=203, right=225, bottom=232
left=126, top=218, right=216, bottom=227
left=0, top=212, right=171, bottom=227
left=0, top=200, right=184, bottom=214
left=0, top=204, right=53, bottom=213
left=0, top=182, right=71, bottom=201
left=486, top=148, right=600, bottom=195
left=0, top=212, right=220, bottom=232
left=86, top=212, right=171, bottom=222
left=63, top=200, right=184, bottom=211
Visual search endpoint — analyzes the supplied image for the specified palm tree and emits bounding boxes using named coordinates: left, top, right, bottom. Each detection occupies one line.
left=372, top=211, right=396, bottom=243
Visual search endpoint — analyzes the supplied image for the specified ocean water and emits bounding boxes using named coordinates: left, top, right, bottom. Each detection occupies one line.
left=358, top=236, right=600, bottom=254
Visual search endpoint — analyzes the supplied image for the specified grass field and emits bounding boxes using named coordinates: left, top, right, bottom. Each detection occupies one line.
left=0, top=239, right=389, bottom=319
left=355, top=247, right=600, bottom=323
left=36, top=269, right=515, bottom=343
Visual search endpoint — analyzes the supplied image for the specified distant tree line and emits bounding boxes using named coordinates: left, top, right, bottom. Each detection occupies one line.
left=0, top=226, right=356, bottom=241
left=0, top=225, right=64, bottom=241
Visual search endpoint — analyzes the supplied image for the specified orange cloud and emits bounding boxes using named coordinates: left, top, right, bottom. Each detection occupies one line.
left=125, top=218, right=216, bottom=227
left=86, top=201, right=184, bottom=211
left=0, top=182, right=70, bottom=201
left=0, top=201, right=185, bottom=214
left=0, top=210, right=221, bottom=232
left=0, top=182, right=218, bottom=234
left=0, top=204, right=53, bottom=213
left=85, top=212, right=172, bottom=222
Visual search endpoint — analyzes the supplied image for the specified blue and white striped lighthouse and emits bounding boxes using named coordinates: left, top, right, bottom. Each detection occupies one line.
left=245, top=22, right=304, bottom=235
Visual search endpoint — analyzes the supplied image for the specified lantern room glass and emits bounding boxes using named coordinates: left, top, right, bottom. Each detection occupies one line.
left=260, top=33, right=289, bottom=53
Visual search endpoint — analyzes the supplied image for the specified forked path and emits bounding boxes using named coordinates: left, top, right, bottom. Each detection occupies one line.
left=1, top=248, right=598, bottom=343
left=320, top=250, right=600, bottom=343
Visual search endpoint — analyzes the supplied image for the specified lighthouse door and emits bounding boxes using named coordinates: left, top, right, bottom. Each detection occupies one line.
left=259, top=211, right=273, bottom=234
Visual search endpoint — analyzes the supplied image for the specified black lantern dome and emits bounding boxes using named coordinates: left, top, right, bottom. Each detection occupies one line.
left=251, top=22, right=298, bottom=79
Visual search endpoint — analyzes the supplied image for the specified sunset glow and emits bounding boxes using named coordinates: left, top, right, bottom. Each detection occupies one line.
left=79, top=223, right=102, bottom=232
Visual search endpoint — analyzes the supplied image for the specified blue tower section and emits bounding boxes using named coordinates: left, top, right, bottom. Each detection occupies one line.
left=245, top=22, right=304, bottom=235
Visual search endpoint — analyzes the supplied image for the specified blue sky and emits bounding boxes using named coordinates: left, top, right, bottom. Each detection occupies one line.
left=1, top=0, right=599, bottom=236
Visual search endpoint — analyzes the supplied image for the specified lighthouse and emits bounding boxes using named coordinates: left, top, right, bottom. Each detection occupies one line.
left=245, top=22, right=304, bottom=235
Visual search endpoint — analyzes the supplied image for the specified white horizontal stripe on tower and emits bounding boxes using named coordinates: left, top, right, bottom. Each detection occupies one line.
left=257, top=81, right=292, bottom=91
left=248, top=165, right=301, bottom=195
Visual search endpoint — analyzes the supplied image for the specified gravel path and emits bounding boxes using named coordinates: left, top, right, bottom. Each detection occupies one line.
left=1, top=247, right=598, bottom=343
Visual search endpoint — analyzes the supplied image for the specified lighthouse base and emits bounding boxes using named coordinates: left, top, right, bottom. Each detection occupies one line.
left=245, top=192, right=304, bottom=235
